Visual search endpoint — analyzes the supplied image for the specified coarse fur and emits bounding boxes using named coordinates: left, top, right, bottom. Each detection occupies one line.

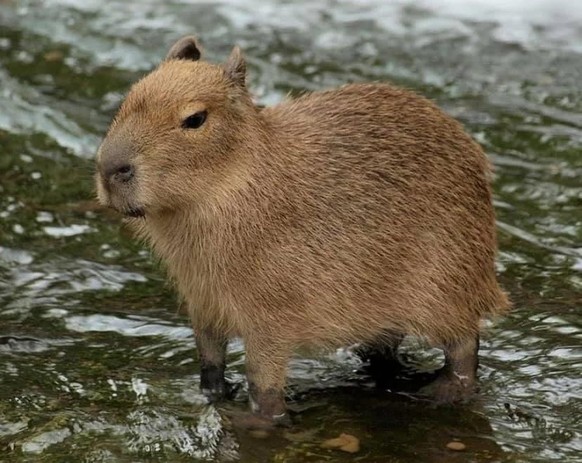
left=96, top=36, right=510, bottom=424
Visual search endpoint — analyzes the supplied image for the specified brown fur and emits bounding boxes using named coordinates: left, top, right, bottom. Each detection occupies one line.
left=96, top=36, right=510, bottom=422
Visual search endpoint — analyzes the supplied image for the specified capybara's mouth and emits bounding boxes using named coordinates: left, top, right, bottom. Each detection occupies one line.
left=124, top=206, right=146, bottom=218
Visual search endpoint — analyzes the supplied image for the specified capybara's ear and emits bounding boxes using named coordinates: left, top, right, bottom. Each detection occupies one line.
left=166, top=36, right=202, bottom=62
left=223, top=45, right=246, bottom=87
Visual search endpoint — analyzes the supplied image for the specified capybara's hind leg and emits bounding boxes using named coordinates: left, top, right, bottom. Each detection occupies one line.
left=420, top=335, right=479, bottom=403
left=358, top=332, right=404, bottom=377
left=195, top=326, right=228, bottom=401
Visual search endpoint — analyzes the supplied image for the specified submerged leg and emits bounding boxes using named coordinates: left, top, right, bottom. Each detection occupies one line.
left=242, top=338, right=290, bottom=428
left=195, top=326, right=228, bottom=401
left=420, top=335, right=479, bottom=403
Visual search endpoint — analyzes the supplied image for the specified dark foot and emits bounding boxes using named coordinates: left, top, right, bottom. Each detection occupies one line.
left=200, top=365, right=239, bottom=401
left=194, top=326, right=229, bottom=400
left=367, top=348, right=404, bottom=376
left=357, top=333, right=405, bottom=384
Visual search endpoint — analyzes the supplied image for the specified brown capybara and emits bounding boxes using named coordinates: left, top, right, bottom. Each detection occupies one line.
left=96, top=36, right=510, bottom=427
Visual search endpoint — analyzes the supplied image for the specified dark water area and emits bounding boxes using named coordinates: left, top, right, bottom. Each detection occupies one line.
left=0, top=1, right=580, bottom=461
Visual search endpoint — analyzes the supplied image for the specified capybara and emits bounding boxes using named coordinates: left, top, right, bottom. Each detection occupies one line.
left=96, top=36, right=510, bottom=427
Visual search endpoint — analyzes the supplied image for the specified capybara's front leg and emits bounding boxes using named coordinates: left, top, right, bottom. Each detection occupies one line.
left=244, top=338, right=290, bottom=427
left=195, top=326, right=228, bottom=401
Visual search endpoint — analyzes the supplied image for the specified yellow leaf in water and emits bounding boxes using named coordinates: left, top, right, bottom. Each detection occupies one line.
left=321, top=433, right=360, bottom=453
left=446, top=441, right=466, bottom=451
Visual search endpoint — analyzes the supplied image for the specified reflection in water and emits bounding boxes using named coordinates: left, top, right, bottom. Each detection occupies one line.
left=0, top=0, right=580, bottom=461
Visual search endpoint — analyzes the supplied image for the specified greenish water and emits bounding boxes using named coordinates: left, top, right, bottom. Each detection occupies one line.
left=0, top=1, right=580, bottom=461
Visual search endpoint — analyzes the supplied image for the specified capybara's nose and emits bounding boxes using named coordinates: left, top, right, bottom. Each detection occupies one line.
left=102, top=162, right=135, bottom=185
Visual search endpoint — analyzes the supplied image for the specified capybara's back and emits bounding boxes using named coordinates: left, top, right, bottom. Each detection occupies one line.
left=96, top=36, right=510, bottom=427
left=255, top=83, right=509, bottom=346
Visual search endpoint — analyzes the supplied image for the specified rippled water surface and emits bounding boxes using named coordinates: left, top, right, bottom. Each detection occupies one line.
left=0, top=1, right=581, bottom=461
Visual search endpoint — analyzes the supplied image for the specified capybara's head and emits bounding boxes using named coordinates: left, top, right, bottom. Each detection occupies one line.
left=96, top=36, right=256, bottom=217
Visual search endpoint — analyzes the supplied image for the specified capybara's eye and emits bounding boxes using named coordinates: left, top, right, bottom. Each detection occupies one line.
left=182, top=111, right=207, bottom=129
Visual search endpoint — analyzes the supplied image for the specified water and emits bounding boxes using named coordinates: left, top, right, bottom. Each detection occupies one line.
left=0, top=1, right=580, bottom=461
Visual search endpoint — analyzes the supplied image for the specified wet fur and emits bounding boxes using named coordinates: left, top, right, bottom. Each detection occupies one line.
left=97, top=38, right=510, bottom=413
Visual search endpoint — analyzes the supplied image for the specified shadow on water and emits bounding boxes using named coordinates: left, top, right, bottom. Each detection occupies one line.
left=0, top=0, right=581, bottom=461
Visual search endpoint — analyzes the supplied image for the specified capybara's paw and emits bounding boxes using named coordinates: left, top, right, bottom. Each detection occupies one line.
left=200, top=366, right=227, bottom=402
left=419, top=372, right=476, bottom=404
left=201, top=380, right=240, bottom=402
left=200, top=366, right=240, bottom=402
